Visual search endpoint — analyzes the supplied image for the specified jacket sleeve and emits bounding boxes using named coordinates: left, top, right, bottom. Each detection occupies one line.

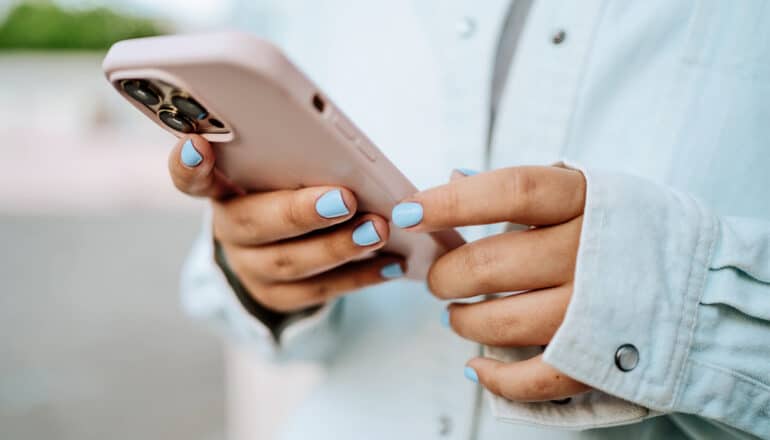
left=534, top=165, right=770, bottom=438
left=179, top=210, right=343, bottom=362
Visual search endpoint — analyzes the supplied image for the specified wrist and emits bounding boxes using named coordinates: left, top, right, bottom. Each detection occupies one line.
left=213, top=240, right=322, bottom=340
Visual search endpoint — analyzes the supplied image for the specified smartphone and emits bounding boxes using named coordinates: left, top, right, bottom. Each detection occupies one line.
left=102, top=31, right=464, bottom=280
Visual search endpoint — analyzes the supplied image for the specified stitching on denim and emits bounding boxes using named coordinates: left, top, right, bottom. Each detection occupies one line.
left=671, top=195, right=716, bottom=409
left=690, top=357, right=770, bottom=391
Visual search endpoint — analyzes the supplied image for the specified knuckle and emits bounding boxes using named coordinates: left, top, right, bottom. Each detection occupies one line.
left=507, top=168, right=538, bottom=211
left=311, top=282, right=332, bottom=301
left=227, top=203, right=259, bottom=238
left=282, top=194, right=310, bottom=230
left=263, top=249, right=301, bottom=280
left=438, top=185, right=462, bottom=218
left=462, top=246, right=496, bottom=290
left=484, top=316, right=515, bottom=345
left=322, top=233, right=351, bottom=262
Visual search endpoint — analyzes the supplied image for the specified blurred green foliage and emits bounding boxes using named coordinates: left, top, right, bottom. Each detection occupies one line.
left=0, top=1, right=163, bottom=50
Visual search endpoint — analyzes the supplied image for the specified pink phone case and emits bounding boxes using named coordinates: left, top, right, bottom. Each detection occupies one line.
left=103, top=32, right=464, bottom=279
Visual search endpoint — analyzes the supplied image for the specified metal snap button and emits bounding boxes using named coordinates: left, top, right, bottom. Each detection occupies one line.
left=456, top=17, right=476, bottom=39
left=552, top=29, right=567, bottom=45
left=615, top=344, right=639, bottom=372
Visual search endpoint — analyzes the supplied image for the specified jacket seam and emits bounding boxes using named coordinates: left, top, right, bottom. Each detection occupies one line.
left=690, top=357, right=770, bottom=392
left=671, top=196, right=717, bottom=410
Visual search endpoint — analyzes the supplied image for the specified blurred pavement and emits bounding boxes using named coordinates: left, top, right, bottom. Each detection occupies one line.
left=0, top=52, right=225, bottom=439
left=0, top=214, right=225, bottom=440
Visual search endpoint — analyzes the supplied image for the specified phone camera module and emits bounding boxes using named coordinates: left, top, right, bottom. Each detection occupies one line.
left=121, top=79, right=162, bottom=106
left=158, top=108, right=195, bottom=133
left=171, top=95, right=208, bottom=120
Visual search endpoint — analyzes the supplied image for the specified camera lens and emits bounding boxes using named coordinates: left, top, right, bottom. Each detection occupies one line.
left=158, top=108, right=195, bottom=133
left=171, top=95, right=208, bottom=120
left=121, top=79, right=161, bottom=106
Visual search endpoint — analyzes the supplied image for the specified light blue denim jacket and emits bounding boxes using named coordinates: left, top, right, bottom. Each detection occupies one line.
left=181, top=1, right=770, bottom=438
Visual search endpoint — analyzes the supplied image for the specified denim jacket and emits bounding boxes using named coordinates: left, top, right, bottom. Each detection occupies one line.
left=181, top=1, right=770, bottom=438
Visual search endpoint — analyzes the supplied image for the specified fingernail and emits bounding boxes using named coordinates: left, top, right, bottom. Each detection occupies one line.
left=464, top=366, right=479, bottom=383
left=352, top=220, right=381, bottom=246
left=181, top=139, right=203, bottom=167
left=380, top=262, right=404, bottom=279
left=315, top=189, right=349, bottom=218
left=441, top=308, right=450, bottom=328
left=456, top=168, right=479, bottom=176
left=392, top=202, right=423, bottom=228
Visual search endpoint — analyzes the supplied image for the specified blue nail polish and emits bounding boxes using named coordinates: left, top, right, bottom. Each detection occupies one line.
left=441, top=309, right=450, bottom=328
left=456, top=168, right=479, bottom=176
left=392, top=202, right=423, bottom=228
left=181, top=139, right=203, bottom=167
left=352, top=221, right=381, bottom=246
left=315, top=189, right=349, bottom=218
left=464, top=366, right=479, bottom=383
left=380, top=263, right=404, bottom=279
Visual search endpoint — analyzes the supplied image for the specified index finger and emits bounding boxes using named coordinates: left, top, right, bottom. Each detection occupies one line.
left=391, top=166, right=585, bottom=231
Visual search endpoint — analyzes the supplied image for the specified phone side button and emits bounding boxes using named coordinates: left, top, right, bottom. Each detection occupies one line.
left=334, top=113, right=358, bottom=141
left=356, top=142, right=377, bottom=162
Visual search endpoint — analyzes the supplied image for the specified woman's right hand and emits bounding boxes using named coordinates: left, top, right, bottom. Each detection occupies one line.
left=168, top=135, right=405, bottom=313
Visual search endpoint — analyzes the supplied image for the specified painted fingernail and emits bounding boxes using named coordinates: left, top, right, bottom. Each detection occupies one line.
left=315, top=189, right=349, bottom=218
left=456, top=168, right=479, bottom=176
left=380, top=262, right=404, bottom=279
left=464, top=366, right=479, bottom=383
left=352, top=220, right=381, bottom=246
left=441, top=308, right=450, bottom=328
left=181, top=139, right=203, bottom=167
left=392, top=202, right=423, bottom=228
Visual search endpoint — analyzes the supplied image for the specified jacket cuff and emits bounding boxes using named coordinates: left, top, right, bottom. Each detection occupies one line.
left=180, top=210, right=341, bottom=361
left=484, top=345, right=660, bottom=430
left=543, top=165, right=716, bottom=410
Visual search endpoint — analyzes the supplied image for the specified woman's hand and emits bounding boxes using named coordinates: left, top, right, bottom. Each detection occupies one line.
left=168, top=135, right=405, bottom=313
left=393, top=166, right=590, bottom=402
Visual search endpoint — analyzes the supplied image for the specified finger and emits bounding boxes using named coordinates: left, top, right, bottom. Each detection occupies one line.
left=392, top=166, right=585, bottom=231
left=249, top=255, right=406, bottom=313
left=450, top=168, right=480, bottom=181
left=466, top=355, right=590, bottom=402
left=213, top=186, right=358, bottom=246
left=226, top=214, right=390, bottom=282
left=168, top=135, right=237, bottom=199
left=428, top=217, right=581, bottom=299
left=446, top=284, right=571, bottom=346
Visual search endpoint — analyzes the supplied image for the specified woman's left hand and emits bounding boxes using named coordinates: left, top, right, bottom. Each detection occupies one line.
left=392, top=166, right=591, bottom=402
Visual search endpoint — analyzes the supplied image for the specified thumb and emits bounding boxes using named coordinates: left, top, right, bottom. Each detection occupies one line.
left=168, top=134, right=241, bottom=199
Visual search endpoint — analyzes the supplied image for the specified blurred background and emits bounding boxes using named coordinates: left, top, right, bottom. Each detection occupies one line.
left=0, top=0, right=238, bottom=438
